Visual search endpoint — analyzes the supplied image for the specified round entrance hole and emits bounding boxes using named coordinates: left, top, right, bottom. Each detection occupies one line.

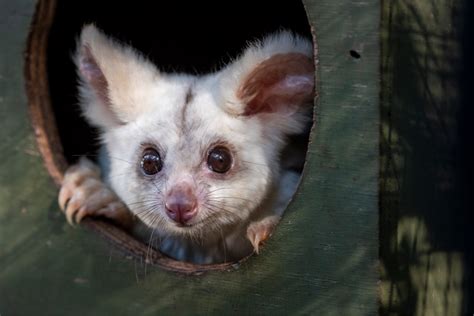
left=26, top=0, right=316, bottom=274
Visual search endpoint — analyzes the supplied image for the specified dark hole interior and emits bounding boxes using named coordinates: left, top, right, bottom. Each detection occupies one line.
left=47, top=0, right=312, bottom=162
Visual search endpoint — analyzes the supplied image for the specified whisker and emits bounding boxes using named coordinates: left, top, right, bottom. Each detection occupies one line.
left=201, top=203, right=240, bottom=226
left=127, top=199, right=163, bottom=207
left=205, top=187, right=261, bottom=195
left=241, top=160, right=267, bottom=167
left=207, top=195, right=255, bottom=203
left=204, top=203, right=245, bottom=215
left=107, top=155, right=135, bottom=165
left=219, top=226, right=227, bottom=262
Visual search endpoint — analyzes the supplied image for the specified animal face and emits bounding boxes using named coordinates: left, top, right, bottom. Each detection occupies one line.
left=103, top=75, right=275, bottom=237
left=76, top=25, right=314, bottom=238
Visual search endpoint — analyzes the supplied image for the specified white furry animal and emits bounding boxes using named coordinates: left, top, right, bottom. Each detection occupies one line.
left=58, top=25, right=314, bottom=264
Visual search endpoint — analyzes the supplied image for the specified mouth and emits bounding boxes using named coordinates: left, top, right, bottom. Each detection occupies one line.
left=173, top=222, right=194, bottom=228
left=167, top=219, right=202, bottom=233
left=168, top=217, right=214, bottom=234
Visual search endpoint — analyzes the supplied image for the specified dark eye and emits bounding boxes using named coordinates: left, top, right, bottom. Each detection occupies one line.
left=141, top=148, right=162, bottom=175
left=207, top=146, right=232, bottom=173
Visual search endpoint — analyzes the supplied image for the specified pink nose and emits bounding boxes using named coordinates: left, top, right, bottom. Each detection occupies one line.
left=165, top=189, right=197, bottom=225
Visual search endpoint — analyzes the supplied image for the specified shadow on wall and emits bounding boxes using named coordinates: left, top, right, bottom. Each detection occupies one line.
left=380, top=0, right=473, bottom=315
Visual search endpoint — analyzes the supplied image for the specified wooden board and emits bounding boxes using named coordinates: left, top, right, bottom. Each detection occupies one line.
left=0, top=0, right=380, bottom=314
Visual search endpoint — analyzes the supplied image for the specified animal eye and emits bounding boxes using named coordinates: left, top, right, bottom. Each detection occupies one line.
left=207, top=146, right=232, bottom=173
left=141, top=148, right=162, bottom=175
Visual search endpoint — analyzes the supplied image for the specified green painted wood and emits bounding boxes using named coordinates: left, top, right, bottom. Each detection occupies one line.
left=380, top=0, right=473, bottom=315
left=0, top=0, right=379, bottom=315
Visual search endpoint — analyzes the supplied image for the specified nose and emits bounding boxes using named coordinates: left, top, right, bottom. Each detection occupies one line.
left=165, top=188, right=197, bottom=225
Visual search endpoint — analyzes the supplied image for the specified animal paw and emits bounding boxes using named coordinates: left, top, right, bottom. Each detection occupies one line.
left=246, top=215, right=280, bottom=254
left=58, top=157, right=133, bottom=229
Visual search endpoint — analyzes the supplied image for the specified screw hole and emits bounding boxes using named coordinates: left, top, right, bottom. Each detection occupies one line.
left=349, top=50, right=361, bottom=59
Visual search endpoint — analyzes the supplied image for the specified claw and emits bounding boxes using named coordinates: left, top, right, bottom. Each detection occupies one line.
left=57, top=157, right=132, bottom=229
left=246, top=215, right=280, bottom=254
left=65, top=197, right=78, bottom=226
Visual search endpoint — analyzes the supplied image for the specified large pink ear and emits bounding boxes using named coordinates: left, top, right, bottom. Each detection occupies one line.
left=238, top=52, right=314, bottom=116
left=76, top=24, right=159, bottom=129
left=78, top=44, right=110, bottom=115
left=219, top=32, right=315, bottom=126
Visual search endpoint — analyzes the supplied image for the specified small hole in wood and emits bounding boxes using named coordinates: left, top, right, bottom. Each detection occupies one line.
left=350, top=50, right=361, bottom=59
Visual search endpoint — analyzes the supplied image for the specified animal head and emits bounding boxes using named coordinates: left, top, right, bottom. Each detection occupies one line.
left=76, top=24, right=314, bottom=237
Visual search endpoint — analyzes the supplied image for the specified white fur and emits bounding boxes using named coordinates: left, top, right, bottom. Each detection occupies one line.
left=76, top=25, right=314, bottom=263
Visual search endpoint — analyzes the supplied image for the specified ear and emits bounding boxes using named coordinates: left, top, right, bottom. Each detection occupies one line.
left=219, top=31, right=315, bottom=133
left=75, top=24, right=159, bottom=129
